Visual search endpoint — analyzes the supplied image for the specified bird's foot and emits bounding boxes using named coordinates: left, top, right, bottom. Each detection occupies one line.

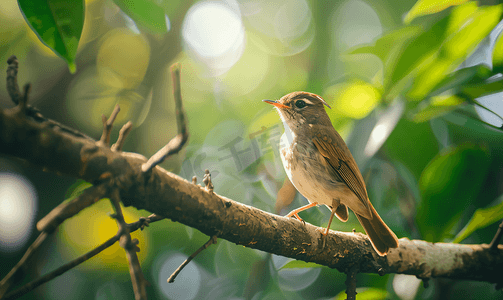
left=286, top=212, right=306, bottom=225
left=316, top=226, right=330, bottom=236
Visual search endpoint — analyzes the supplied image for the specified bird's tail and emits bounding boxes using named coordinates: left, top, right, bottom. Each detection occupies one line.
left=356, top=201, right=398, bottom=256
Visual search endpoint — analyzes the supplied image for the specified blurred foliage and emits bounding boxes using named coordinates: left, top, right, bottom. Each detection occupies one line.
left=417, top=143, right=490, bottom=242
left=454, top=195, right=503, bottom=243
left=1, top=0, right=503, bottom=299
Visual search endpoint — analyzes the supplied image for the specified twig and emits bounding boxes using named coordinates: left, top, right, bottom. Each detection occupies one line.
left=6, top=55, right=31, bottom=115
left=202, top=169, right=213, bottom=192
left=0, top=232, right=48, bottom=298
left=2, top=234, right=118, bottom=300
left=36, top=184, right=108, bottom=233
left=168, top=235, right=218, bottom=283
left=489, top=219, right=503, bottom=252
left=18, top=83, right=31, bottom=114
left=6, top=55, right=22, bottom=105
left=345, top=265, right=358, bottom=300
left=141, top=63, right=189, bottom=172
left=5, top=56, right=94, bottom=141
left=109, top=189, right=147, bottom=300
left=130, top=213, right=165, bottom=231
left=2, top=214, right=165, bottom=300
left=97, top=104, right=121, bottom=147
left=111, top=121, right=133, bottom=152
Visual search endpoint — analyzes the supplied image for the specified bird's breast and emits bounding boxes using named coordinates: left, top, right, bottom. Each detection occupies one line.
left=279, top=133, right=336, bottom=207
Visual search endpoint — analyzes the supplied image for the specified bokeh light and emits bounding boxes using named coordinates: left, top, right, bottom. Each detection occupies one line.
left=0, top=173, right=37, bottom=253
left=182, top=0, right=245, bottom=76
left=97, top=28, right=150, bottom=89
left=242, top=0, right=314, bottom=56
left=58, top=199, right=149, bottom=272
left=363, top=101, right=404, bottom=158
left=331, top=0, right=383, bottom=51
left=272, top=255, right=321, bottom=292
left=393, top=274, right=422, bottom=300
left=324, top=80, right=381, bottom=119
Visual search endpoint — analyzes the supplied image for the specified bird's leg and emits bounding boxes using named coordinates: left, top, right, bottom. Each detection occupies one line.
left=317, top=199, right=340, bottom=235
left=285, top=202, right=318, bottom=223
left=315, top=199, right=339, bottom=252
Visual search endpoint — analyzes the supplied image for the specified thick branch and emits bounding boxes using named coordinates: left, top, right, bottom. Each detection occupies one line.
left=1, top=105, right=502, bottom=285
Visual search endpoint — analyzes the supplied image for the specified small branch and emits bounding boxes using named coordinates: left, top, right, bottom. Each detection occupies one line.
left=36, top=184, right=108, bottom=233
left=97, top=104, right=121, bottom=147
left=345, top=265, right=358, bottom=300
left=0, top=232, right=48, bottom=298
left=141, top=63, right=189, bottom=172
left=110, top=189, right=147, bottom=300
left=5, top=56, right=31, bottom=115
left=111, top=121, right=133, bottom=152
left=2, top=233, right=118, bottom=300
left=130, top=213, right=165, bottom=231
left=2, top=213, right=164, bottom=300
left=6, top=55, right=22, bottom=105
left=168, top=235, right=218, bottom=283
left=18, top=84, right=31, bottom=114
left=489, top=219, right=503, bottom=252
left=202, top=169, right=213, bottom=192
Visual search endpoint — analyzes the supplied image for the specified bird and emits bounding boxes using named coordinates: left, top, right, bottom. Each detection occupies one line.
left=263, top=91, right=399, bottom=256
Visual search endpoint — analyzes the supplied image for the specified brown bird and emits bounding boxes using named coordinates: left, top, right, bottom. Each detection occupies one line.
left=264, top=91, right=398, bottom=255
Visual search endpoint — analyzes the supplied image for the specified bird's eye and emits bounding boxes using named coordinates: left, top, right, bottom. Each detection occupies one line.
left=295, top=100, right=307, bottom=109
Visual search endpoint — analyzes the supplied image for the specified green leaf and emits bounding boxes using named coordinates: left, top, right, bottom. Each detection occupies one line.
left=407, top=3, right=503, bottom=101
left=429, top=64, right=492, bottom=97
left=453, top=197, right=503, bottom=243
left=492, top=29, right=503, bottom=72
left=411, top=94, right=464, bottom=122
left=404, top=0, right=470, bottom=24
left=18, top=0, right=84, bottom=73
left=460, top=76, right=503, bottom=99
left=113, top=0, right=168, bottom=34
left=280, top=260, right=323, bottom=269
left=349, top=26, right=423, bottom=63
left=387, top=14, right=450, bottom=93
left=64, top=179, right=92, bottom=202
left=417, top=143, right=490, bottom=242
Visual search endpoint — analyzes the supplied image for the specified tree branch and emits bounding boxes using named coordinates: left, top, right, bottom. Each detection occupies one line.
left=1, top=103, right=502, bottom=286
left=2, top=57, right=503, bottom=295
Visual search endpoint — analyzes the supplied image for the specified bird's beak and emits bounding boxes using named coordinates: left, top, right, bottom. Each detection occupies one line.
left=263, top=99, right=289, bottom=109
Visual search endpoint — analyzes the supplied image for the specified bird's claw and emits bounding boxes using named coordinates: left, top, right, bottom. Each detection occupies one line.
left=290, top=213, right=306, bottom=225
left=316, top=227, right=329, bottom=236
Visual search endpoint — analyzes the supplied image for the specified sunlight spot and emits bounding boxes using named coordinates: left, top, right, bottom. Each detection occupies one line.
left=0, top=173, right=37, bottom=253
left=182, top=1, right=245, bottom=76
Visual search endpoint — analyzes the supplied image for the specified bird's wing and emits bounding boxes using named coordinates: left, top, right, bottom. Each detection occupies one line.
left=312, top=135, right=371, bottom=218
